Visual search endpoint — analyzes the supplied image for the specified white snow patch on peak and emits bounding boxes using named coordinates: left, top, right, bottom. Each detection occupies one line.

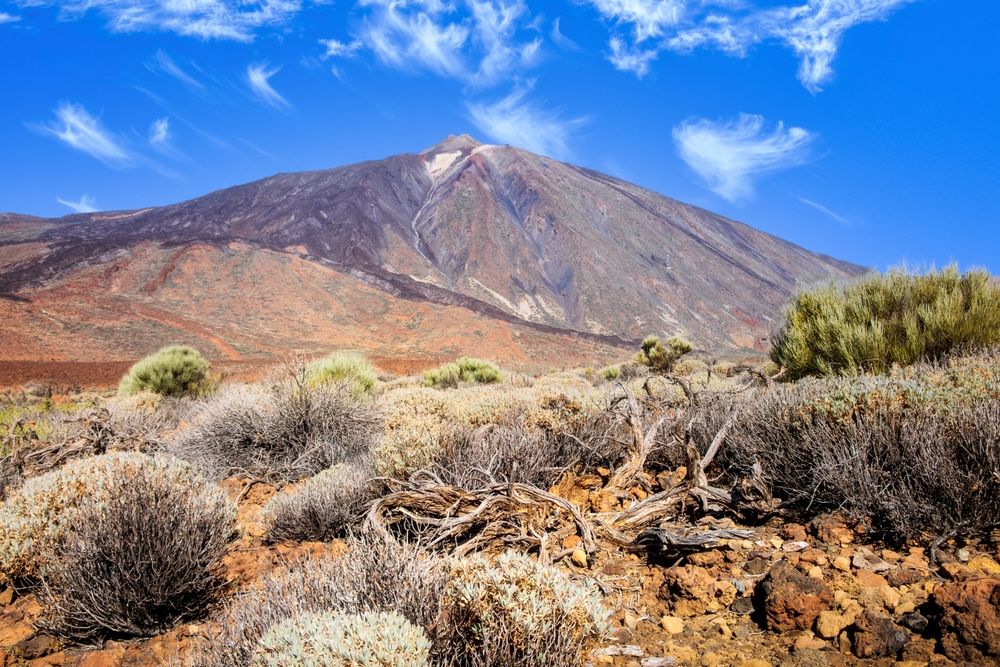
left=427, top=151, right=461, bottom=179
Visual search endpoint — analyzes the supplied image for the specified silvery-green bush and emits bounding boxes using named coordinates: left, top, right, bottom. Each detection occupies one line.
left=441, top=552, right=612, bottom=667
left=251, top=611, right=431, bottom=667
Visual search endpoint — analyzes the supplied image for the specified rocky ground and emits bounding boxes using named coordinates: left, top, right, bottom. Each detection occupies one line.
left=1, top=471, right=998, bottom=667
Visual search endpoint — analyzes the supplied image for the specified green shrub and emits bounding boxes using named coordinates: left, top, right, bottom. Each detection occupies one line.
left=441, top=552, right=611, bottom=667
left=771, top=266, right=1000, bottom=380
left=37, top=454, right=235, bottom=640
left=308, top=352, right=378, bottom=395
left=251, top=611, right=431, bottom=667
left=599, top=365, right=621, bottom=381
left=422, top=358, right=501, bottom=389
left=635, top=336, right=693, bottom=373
left=118, top=345, right=212, bottom=397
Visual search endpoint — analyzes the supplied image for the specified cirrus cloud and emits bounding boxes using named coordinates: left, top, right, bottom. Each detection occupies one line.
left=246, top=63, right=291, bottom=108
left=466, top=84, right=587, bottom=159
left=56, top=194, right=98, bottom=213
left=589, top=0, right=915, bottom=91
left=673, top=113, right=815, bottom=202
left=326, top=0, right=541, bottom=86
left=10, top=0, right=300, bottom=41
left=35, top=102, right=133, bottom=165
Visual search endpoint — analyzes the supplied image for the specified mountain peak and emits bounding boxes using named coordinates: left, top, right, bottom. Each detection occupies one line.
left=421, top=134, right=482, bottom=154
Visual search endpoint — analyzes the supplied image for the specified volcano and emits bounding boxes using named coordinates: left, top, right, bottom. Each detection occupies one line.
left=0, top=135, right=862, bottom=375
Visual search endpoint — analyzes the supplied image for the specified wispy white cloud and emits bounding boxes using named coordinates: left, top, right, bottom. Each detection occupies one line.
left=799, top=196, right=851, bottom=224
left=359, top=1, right=470, bottom=78
left=468, top=0, right=539, bottom=84
left=11, top=0, right=301, bottom=41
left=147, top=50, right=205, bottom=90
left=341, top=0, right=540, bottom=85
left=134, top=85, right=232, bottom=151
left=240, top=138, right=278, bottom=161
left=36, top=102, right=133, bottom=165
left=246, top=63, right=291, bottom=108
left=608, top=36, right=659, bottom=76
left=768, top=0, right=916, bottom=92
left=550, top=17, right=581, bottom=51
left=466, top=84, right=587, bottom=159
left=673, top=113, right=815, bottom=202
left=588, top=0, right=687, bottom=42
left=0, top=12, right=21, bottom=24
left=319, top=38, right=362, bottom=58
left=56, top=194, right=98, bottom=213
left=588, top=0, right=915, bottom=91
left=148, top=117, right=171, bottom=147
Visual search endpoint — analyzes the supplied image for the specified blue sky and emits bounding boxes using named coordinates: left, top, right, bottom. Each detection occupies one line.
left=1, top=0, right=997, bottom=271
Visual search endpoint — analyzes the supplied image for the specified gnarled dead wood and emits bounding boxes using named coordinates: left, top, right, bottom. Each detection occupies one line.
left=633, top=527, right=754, bottom=556
left=607, top=391, right=669, bottom=491
left=366, top=387, right=748, bottom=558
left=365, top=476, right=598, bottom=557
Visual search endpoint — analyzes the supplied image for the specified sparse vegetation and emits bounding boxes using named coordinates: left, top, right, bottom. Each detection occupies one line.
left=251, top=610, right=431, bottom=667
left=308, top=352, right=378, bottom=395
left=118, top=345, right=213, bottom=397
left=635, top=335, right=693, bottom=373
left=373, top=382, right=607, bottom=478
left=37, top=454, right=235, bottom=641
left=7, top=337, right=1000, bottom=664
left=423, top=357, right=501, bottom=389
left=771, top=266, right=1000, bottom=379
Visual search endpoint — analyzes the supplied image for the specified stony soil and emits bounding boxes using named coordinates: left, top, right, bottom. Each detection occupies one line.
left=1, top=473, right=998, bottom=667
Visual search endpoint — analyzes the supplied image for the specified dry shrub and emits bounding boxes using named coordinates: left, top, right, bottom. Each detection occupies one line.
left=439, top=552, right=612, bottom=667
left=262, top=463, right=381, bottom=543
left=37, top=454, right=235, bottom=641
left=172, top=369, right=381, bottom=482
left=0, top=395, right=191, bottom=500
left=201, top=534, right=613, bottom=667
left=198, top=533, right=448, bottom=667
left=375, top=382, right=612, bottom=479
left=429, top=411, right=628, bottom=490
left=687, top=353, right=1000, bottom=542
left=1, top=452, right=221, bottom=583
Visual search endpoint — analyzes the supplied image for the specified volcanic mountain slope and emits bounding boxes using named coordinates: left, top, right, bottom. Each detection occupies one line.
left=0, top=135, right=862, bottom=368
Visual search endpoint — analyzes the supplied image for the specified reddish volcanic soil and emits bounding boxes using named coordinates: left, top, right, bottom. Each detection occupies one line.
left=0, top=242, right=631, bottom=387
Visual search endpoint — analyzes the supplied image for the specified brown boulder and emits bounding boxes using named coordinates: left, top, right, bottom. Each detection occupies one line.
left=659, top=565, right=736, bottom=617
left=930, top=577, right=1000, bottom=661
left=755, top=560, right=832, bottom=632
left=849, top=611, right=908, bottom=658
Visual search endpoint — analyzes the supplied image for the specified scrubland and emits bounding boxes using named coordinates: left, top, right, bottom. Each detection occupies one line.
left=0, top=267, right=998, bottom=666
